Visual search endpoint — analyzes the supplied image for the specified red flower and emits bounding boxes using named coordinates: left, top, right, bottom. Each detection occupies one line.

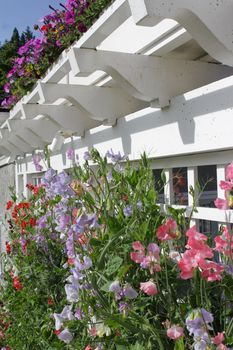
left=54, top=329, right=61, bottom=335
left=5, top=242, right=11, bottom=254
left=47, top=297, right=54, bottom=305
left=6, top=201, right=13, bottom=210
left=26, top=183, right=35, bottom=191
left=13, top=276, right=23, bottom=291
left=67, top=257, right=74, bottom=266
left=29, top=218, right=36, bottom=227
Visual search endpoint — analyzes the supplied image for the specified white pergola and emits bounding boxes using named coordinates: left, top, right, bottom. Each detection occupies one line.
left=1, top=0, right=233, bottom=226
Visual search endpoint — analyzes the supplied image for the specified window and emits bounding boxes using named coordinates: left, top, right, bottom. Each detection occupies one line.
left=198, top=165, right=217, bottom=208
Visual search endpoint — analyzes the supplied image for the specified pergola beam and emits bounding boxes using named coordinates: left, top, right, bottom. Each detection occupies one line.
left=69, top=48, right=233, bottom=107
left=38, top=82, right=147, bottom=125
left=128, top=0, right=233, bottom=66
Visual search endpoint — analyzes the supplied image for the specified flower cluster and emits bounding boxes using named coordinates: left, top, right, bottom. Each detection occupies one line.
left=1, top=0, right=112, bottom=109
left=178, top=226, right=224, bottom=281
left=1, top=151, right=233, bottom=350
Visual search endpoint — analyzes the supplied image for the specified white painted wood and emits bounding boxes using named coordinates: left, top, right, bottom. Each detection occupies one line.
left=42, top=0, right=131, bottom=84
left=128, top=0, right=233, bottom=66
left=38, top=82, right=147, bottom=124
left=164, top=169, right=174, bottom=205
left=69, top=48, right=233, bottom=106
left=19, top=103, right=102, bottom=137
left=187, top=166, right=198, bottom=227
left=217, top=164, right=226, bottom=199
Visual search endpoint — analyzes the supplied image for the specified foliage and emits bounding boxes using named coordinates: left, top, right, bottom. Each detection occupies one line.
left=1, top=0, right=112, bottom=109
left=0, top=149, right=233, bottom=350
left=0, top=27, right=34, bottom=107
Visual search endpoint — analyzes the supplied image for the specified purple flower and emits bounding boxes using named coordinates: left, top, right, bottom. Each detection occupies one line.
left=54, top=305, right=74, bottom=330
left=123, top=205, right=132, bottom=217
left=123, top=285, right=138, bottom=299
left=74, top=255, right=92, bottom=270
left=109, top=281, right=121, bottom=293
left=107, top=171, right=113, bottom=182
left=58, top=328, right=73, bottom=344
left=83, top=151, right=91, bottom=161
left=65, top=282, right=79, bottom=302
left=32, top=153, right=43, bottom=172
left=42, top=168, right=56, bottom=183
left=58, top=214, right=71, bottom=231
left=37, top=215, right=47, bottom=229
left=67, top=148, right=75, bottom=161
left=119, top=301, right=130, bottom=314
left=106, top=149, right=125, bottom=163
left=136, top=201, right=142, bottom=211
left=74, top=308, right=85, bottom=320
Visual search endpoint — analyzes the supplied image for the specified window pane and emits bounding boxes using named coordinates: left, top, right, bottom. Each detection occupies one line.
left=198, top=165, right=217, bottom=207
left=173, top=167, right=188, bottom=205
left=153, top=169, right=165, bottom=203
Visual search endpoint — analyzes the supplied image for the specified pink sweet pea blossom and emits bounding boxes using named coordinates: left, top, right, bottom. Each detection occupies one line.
left=212, top=332, right=225, bottom=345
left=131, top=242, right=160, bottom=274
left=215, top=198, right=229, bottom=210
left=186, top=226, right=213, bottom=259
left=167, top=325, right=184, bottom=340
left=214, top=227, right=233, bottom=257
left=157, top=218, right=179, bottom=241
left=199, top=260, right=224, bottom=282
left=140, top=281, right=158, bottom=296
left=226, top=162, right=233, bottom=181
left=219, top=180, right=233, bottom=191
left=130, top=241, right=145, bottom=263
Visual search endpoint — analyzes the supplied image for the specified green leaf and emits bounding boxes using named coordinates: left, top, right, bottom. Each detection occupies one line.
left=105, top=256, right=123, bottom=276
left=130, top=343, right=145, bottom=350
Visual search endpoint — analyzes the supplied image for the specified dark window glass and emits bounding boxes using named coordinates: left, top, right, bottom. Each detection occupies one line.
left=173, top=167, right=188, bottom=205
left=153, top=169, right=165, bottom=203
left=198, top=165, right=217, bottom=207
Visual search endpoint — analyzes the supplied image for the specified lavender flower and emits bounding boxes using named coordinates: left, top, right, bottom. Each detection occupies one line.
left=57, top=328, right=73, bottom=344
left=32, top=153, right=43, bottom=172
left=123, top=284, right=138, bottom=299
left=83, top=151, right=91, bottom=161
left=123, top=205, right=132, bottom=218
left=136, top=201, right=143, bottom=211
left=106, top=149, right=125, bottom=163
left=66, top=148, right=75, bottom=161
left=109, top=281, right=121, bottom=294
left=119, top=301, right=130, bottom=314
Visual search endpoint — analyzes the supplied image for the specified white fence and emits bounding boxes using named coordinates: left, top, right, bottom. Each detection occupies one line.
left=1, top=0, right=233, bottom=235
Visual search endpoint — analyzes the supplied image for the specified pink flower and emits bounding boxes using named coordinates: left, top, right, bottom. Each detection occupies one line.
left=140, top=281, right=158, bottom=296
left=178, top=250, right=200, bottom=279
left=219, top=180, right=233, bottom=191
left=199, top=260, right=224, bottom=282
left=214, top=227, right=233, bottom=257
left=131, top=242, right=161, bottom=274
left=226, top=162, right=233, bottom=181
left=167, top=325, right=184, bottom=340
left=216, top=344, right=227, bottom=350
left=130, top=241, right=145, bottom=263
left=157, top=218, right=178, bottom=241
left=132, top=241, right=145, bottom=251
left=185, top=226, right=213, bottom=259
left=212, top=332, right=225, bottom=345
left=215, top=198, right=229, bottom=210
